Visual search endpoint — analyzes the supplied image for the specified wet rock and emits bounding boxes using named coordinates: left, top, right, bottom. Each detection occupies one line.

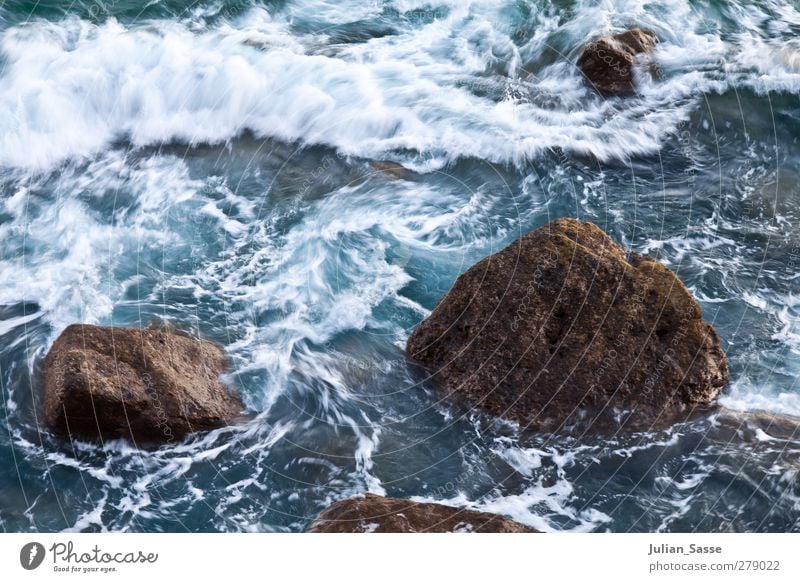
left=42, top=324, right=243, bottom=442
left=577, top=28, right=658, bottom=96
left=713, top=409, right=800, bottom=442
left=369, top=160, right=413, bottom=180
left=407, top=218, right=729, bottom=432
left=306, top=493, right=537, bottom=532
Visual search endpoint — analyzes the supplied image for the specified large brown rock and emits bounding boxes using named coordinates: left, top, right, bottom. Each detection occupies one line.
left=577, top=28, right=657, bottom=96
left=407, top=218, right=729, bottom=432
left=306, top=494, right=537, bottom=533
left=42, top=324, right=243, bottom=442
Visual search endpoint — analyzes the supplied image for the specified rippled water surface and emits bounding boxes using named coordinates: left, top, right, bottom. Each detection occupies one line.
left=1, top=0, right=799, bottom=532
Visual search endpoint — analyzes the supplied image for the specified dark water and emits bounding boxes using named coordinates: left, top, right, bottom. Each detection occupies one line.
left=0, top=0, right=799, bottom=532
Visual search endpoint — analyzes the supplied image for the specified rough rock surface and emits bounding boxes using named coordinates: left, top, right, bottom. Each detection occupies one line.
left=306, top=494, right=537, bottom=532
left=42, top=324, right=242, bottom=442
left=407, top=218, right=729, bottom=431
left=577, top=28, right=658, bottom=96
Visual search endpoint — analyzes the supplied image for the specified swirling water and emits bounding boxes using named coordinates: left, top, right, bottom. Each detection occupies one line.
left=0, top=0, right=799, bottom=532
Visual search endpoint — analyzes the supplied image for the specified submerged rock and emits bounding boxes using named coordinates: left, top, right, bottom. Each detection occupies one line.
left=713, top=409, right=800, bottom=442
left=369, top=160, right=413, bottom=180
left=577, top=28, right=658, bottom=96
left=407, top=218, right=729, bottom=432
left=306, top=494, right=537, bottom=532
left=42, top=324, right=243, bottom=442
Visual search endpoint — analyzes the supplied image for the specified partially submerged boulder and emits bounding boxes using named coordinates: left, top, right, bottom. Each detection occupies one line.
left=713, top=409, right=800, bottom=442
left=369, top=160, right=414, bottom=180
left=306, top=493, right=536, bottom=532
left=407, top=218, right=729, bottom=432
left=577, top=28, right=658, bottom=96
left=42, top=324, right=243, bottom=442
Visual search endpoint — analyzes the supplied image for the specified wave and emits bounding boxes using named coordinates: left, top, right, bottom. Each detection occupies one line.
left=1, top=1, right=793, bottom=172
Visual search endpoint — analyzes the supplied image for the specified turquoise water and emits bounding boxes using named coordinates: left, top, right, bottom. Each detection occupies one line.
left=0, top=0, right=799, bottom=532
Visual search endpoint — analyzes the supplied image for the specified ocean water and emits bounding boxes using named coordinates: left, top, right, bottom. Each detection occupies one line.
left=0, top=0, right=798, bottom=533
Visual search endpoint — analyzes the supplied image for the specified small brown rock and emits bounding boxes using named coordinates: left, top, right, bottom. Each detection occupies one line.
left=578, top=28, right=658, bottom=96
left=42, top=324, right=243, bottom=442
left=369, top=160, right=413, bottom=180
left=306, top=493, right=537, bottom=532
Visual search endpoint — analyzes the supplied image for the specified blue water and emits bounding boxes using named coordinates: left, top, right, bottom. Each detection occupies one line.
left=0, top=0, right=799, bottom=532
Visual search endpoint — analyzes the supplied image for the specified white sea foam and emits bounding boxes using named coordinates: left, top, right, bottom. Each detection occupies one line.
left=720, top=379, right=800, bottom=418
left=0, top=152, right=198, bottom=334
left=0, top=1, right=778, bottom=172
